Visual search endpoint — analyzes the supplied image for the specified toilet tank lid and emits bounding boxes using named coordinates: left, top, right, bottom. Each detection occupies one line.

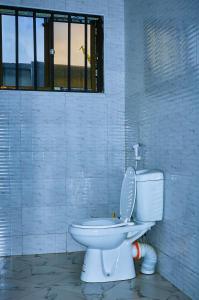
left=136, top=169, right=164, bottom=181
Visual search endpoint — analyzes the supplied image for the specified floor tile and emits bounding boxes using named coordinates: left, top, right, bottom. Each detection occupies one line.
left=0, top=252, right=190, bottom=300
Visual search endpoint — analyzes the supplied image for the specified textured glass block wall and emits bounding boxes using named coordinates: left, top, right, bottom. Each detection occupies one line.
left=0, top=0, right=125, bottom=255
left=125, top=0, right=199, bottom=298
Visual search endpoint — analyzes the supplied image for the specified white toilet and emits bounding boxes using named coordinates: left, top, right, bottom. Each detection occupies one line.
left=69, top=167, right=164, bottom=283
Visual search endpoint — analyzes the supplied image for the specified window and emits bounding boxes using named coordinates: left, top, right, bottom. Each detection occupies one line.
left=0, top=6, right=104, bottom=92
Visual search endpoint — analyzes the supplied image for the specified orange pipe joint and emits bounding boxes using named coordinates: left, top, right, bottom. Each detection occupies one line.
left=132, top=241, right=157, bottom=274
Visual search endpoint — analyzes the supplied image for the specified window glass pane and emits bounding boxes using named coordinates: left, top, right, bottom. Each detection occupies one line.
left=18, top=15, right=34, bottom=88
left=0, top=9, right=15, bottom=15
left=36, top=15, right=51, bottom=90
left=36, top=12, right=51, bottom=18
left=18, top=11, right=33, bottom=17
left=54, top=14, right=68, bottom=22
left=71, top=15, right=84, bottom=24
left=54, top=22, right=68, bottom=90
left=1, top=14, right=16, bottom=88
left=71, top=22, right=85, bottom=90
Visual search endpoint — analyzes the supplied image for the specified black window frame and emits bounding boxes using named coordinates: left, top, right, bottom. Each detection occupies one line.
left=0, top=5, right=104, bottom=93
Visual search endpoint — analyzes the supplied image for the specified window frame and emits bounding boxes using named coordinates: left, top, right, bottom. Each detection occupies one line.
left=0, top=5, right=104, bottom=93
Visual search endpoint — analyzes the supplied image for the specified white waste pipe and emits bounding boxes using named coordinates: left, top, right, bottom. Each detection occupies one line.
left=132, top=242, right=157, bottom=274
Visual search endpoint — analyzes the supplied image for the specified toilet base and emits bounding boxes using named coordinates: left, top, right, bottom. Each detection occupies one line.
left=81, top=240, right=136, bottom=283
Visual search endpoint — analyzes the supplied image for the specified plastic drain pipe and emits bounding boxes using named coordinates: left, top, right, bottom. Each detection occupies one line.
left=132, top=242, right=157, bottom=274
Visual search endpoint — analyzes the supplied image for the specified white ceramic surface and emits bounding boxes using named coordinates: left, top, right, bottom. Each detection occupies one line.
left=70, top=168, right=163, bottom=282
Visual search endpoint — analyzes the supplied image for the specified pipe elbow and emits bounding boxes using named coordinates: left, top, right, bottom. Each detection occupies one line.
left=132, top=242, right=157, bottom=275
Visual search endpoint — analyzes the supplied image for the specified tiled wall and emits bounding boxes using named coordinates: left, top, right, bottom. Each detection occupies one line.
left=0, top=0, right=125, bottom=255
left=125, top=0, right=199, bottom=298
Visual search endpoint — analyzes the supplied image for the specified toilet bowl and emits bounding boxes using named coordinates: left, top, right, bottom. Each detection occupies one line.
left=69, top=167, right=164, bottom=282
left=70, top=218, right=154, bottom=250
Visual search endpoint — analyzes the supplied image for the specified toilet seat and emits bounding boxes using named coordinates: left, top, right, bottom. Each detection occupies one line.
left=71, top=218, right=133, bottom=229
left=72, top=167, right=136, bottom=230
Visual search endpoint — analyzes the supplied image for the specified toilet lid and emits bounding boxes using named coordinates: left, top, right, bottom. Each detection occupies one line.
left=120, top=167, right=136, bottom=222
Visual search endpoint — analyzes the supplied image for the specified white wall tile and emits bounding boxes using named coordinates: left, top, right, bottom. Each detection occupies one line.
left=22, top=179, right=66, bottom=207
left=125, top=0, right=199, bottom=298
left=23, top=234, right=57, bottom=255
left=0, top=0, right=125, bottom=255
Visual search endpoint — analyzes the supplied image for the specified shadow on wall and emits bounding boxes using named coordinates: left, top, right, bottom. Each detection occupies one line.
left=144, top=19, right=199, bottom=94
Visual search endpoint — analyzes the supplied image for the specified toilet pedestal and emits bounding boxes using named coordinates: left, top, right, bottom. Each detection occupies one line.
left=81, top=240, right=136, bottom=282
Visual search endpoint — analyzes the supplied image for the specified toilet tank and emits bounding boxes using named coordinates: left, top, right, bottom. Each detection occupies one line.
left=134, top=170, right=164, bottom=222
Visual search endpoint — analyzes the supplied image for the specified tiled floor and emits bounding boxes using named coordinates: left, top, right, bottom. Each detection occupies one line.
left=0, top=252, right=190, bottom=300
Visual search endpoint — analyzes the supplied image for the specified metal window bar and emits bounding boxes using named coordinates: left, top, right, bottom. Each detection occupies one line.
left=33, top=11, right=37, bottom=90
left=15, top=10, right=18, bottom=89
left=68, top=14, right=71, bottom=91
left=0, top=14, right=2, bottom=86
left=84, top=16, right=88, bottom=91
left=96, top=18, right=104, bottom=92
left=50, top=13, right=54, bottom=90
